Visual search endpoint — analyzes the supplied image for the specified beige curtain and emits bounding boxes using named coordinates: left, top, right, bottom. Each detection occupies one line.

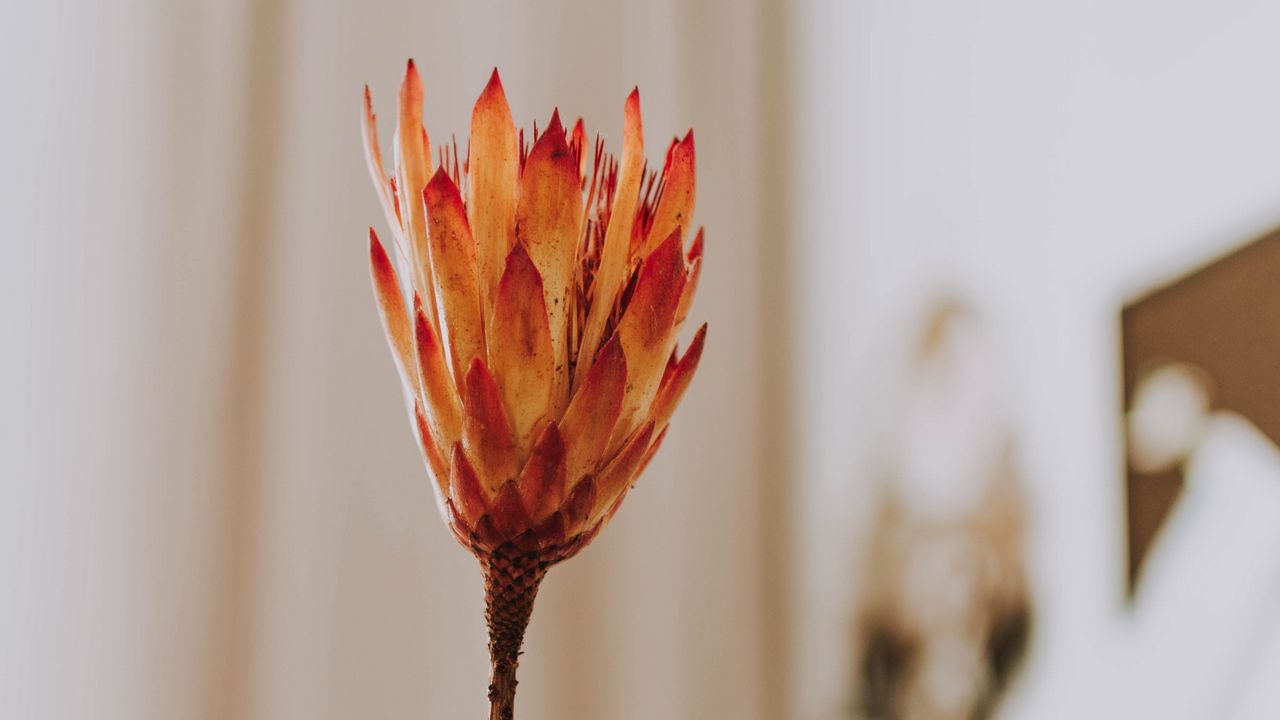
left=2, top=1, right=788, bottom=718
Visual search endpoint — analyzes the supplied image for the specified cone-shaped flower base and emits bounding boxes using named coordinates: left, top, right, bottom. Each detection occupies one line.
left=480, top=543, right=561, bottom=720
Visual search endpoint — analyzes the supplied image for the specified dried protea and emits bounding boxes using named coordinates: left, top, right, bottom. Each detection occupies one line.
left=361, top=61, right=705, bottom=719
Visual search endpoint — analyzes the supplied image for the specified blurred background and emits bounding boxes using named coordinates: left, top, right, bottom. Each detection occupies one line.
left=4, top=1, right=1280, bottom=718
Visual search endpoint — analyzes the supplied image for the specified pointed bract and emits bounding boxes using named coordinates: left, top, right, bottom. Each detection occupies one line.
left=515, top=423, right=566, bottom=522
left=489, top=244, right=554, bottom=451
left=462, top=357, right=519, bottom=494
left=559, top=337, right=627, bottom=484
left=569, top=117, right=587, bottom=182
left=368, top=229, right=421, bottom=399
left=609, top=231, right=686, bottom=452
left=576, top=88, right=645, bottom=384
left=516, top=116, right=581, bottom=415
left=415, top=306, right=463, bottom=450
left=562, top=476, right=598, bottom=537
left=412, top=401, right=449, bottom=497
left=648, top=323, right=706, bottom=430
left=642, top=130, right=695, bottom=258
left=532, top=510, right=567, bottom=549
left=468, top=69, right=519, bottom=316
left=396, top=60, right=438, bottom=330
left=675, top=228, right=704, bottom=329
left=634, top=425, right=668, bottom=483
left=489, top=480, right=531, bottom=540
left=450, top=444, right=490, bottom=527
left=424, top=168, right=485, bottom=385
left=362, top=89, right=405, bottom=253
left=593, top=422, right=655, bottom=522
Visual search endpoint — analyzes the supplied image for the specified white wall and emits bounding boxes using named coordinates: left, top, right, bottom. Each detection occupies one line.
left=0, top=1, right=255, bottom=718
left=789, top=1, right=1280, bottom=717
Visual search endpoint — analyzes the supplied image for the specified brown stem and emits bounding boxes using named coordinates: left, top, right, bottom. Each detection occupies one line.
left=481, top=545, right=550, bottom=720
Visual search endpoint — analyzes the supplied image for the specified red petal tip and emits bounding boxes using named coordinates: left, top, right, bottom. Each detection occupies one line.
left=465, top=355, right=488, bottom=384
left=368, top=228, right=392, bottom=270
left=401, top=60, right=422, bottom=98
left=424, top=165, right=457, bottom=196
left=683, top=323, right=708, bottom=363
left=480, top=67, right=506, bottom=100
left=564, top=477, right=598, bottom=528
left=504, top=237, right=534, bottom=265
left=624, top=88, right=642, bottom=122
left=528, top=112, right=573, bottom=163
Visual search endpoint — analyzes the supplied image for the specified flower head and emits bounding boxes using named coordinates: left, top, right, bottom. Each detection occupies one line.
left=363, top=63, right=705, bottom=564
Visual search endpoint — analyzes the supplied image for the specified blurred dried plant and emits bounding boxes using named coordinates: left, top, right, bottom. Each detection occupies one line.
left=853, top=305, right=1032, bottom=720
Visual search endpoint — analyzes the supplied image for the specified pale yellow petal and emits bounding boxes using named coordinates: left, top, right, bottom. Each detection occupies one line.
left=489, top=243, right=554, bottom=452
left=515, top=111, right=581, bottom=414
left=576, top=89, right=644, bottom=385
left=467, top=69, right=518, bottom=318
left=423, top=168, right=485, bottom=386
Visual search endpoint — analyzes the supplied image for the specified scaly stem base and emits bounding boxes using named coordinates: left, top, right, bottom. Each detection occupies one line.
left=480, top=545, right=552, bottom=720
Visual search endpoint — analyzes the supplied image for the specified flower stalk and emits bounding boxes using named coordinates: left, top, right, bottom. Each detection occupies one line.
left=481, top=545, right=550, bottom=720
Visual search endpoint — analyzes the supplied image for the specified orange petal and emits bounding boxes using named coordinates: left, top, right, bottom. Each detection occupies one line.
left=641, top=130, right=695, bottom=258
left=559, top=336, right=626, bottom=484
left=569, top=117, right=587, bottom=182
left=462, top=357, right=519, bottom=494
left=516, top=110, right=581, bottom=413
left=473, top=514, right=504, bottom=549
left=467, top=69, right=519, bottom=316
left=489, top=480, right=531, bottom=540
left=562, top=475, right=598, bottom=537
left=414, top=306, right=463, bottom=450
left=531, top=510, right=567, bottom=549
left=423, top=168, right=485, bottom=385
left=395, top=59, right=438, bottom=330
left=593, top=422, right=654, bottom=522
left=510, top=528, right=542, bottom=554
left=648, top=323, right=706, bottom=430
left=489, top=244, right=554, bottom=451
left=675, top=228, right=703, bottom=328
left=449, top=443, right=489, bottom=528
left=598, top=484, right=633, bottom=528
left=368, top=229, right=420, bottom=399
left=362, top=87, right=405, bottom=254
left=634, top=425, right=668, bottom=484
left=608, top=231, right=686, bottom=452
left=515, top=423, right=566, bottom=522
left=412, top=401, right=450, bottom=502
left=577, top=88, right=644, bottom=384
left=686, top=225, right=704, bottom=263
left=445, top=499, right=477, bottom=549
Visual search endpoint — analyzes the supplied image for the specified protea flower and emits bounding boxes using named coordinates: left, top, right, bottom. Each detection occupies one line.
left=361, top=61, right=705, bottom=718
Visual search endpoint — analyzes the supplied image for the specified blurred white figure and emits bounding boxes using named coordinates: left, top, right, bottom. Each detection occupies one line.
left=854, top=305, right=1031, bottom=720
left=1127, top=362, right=1214, bottom=475
left=1124, top=364, right=1280, bottom=720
